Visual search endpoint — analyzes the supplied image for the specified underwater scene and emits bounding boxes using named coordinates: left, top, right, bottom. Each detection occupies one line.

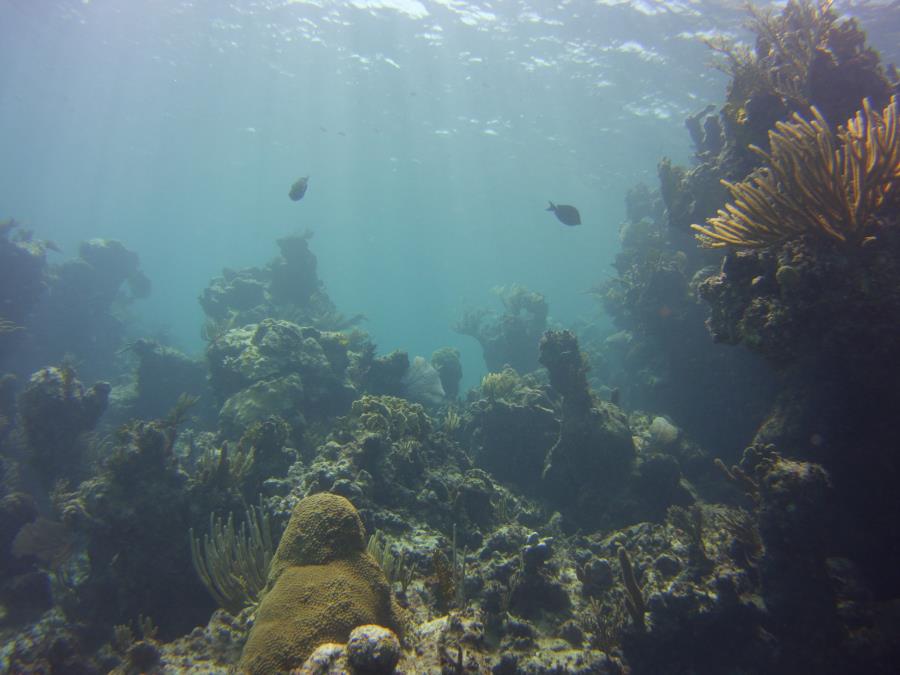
left=1, top=0, right=900, bottom=672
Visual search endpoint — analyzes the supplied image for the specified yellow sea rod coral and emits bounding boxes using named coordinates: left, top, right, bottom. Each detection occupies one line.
left=692, top=96, right=899, bottom=248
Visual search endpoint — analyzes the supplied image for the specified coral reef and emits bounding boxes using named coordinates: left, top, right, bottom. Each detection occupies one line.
left=538, top=330, right=635, bottom=527
left=11, top=239, right=150, bottom=381
left=693, top=97, right=899, bottom=247
left=0, top=219, right=48, bottom=365
left=200, top=233, right=360, bottom=338
left=431, top=347, right=463, bottom=400
left=124, top=339, right=214, bottom=425
left=455, top=284, right=548, bottom=374
left=238, top=493, right=401, bottom=674
left=18, top=366, right=110, bottom=485
left=589, top=184, right=777, bottom=454
left=53, top=415, right=249, bottom=641
left=207, top=319, right=356, bottom=440
left=467, top=368, right=559, bottom=496
left=706, top=0, right=896, bottom=168
left=3, top=37, right=899, bottom=668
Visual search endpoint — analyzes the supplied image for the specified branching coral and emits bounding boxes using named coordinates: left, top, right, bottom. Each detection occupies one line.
left=692, top=96, right=899, bottom=247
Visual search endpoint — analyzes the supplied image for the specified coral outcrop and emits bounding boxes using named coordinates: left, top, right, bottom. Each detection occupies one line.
left=539, top=331, right=636, bottom=527
left=200, top=233, right=359, bottom=339
left=693, top=97, right=899, bottom=248
left=0, top=219, right=48, bottom=365
left=239, top=493, right=400, bottom=674
left=18, top=366, right=110, bottom=485
left=454, top=285, right=548, bottom=374
left=14, top=239, right=150, bottom=380
left=207, top=319, right=356, bottom=440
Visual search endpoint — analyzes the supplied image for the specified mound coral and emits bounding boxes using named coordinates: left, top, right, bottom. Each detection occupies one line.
left=693, top=96, right=899, bottom=248
left=238, top=493, right=401, bottom=674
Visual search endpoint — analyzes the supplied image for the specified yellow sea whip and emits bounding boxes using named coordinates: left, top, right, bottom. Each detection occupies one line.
left=692, top=96, right=899, bottom=248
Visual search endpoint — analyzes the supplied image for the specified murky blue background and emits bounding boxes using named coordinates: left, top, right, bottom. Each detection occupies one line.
left=1, top=0, right=896, bottom=388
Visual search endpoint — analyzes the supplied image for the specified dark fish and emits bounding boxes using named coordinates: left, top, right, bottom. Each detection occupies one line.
left=547, top=201, right=581, bottom=226
left=289, top=176, right=309, bottom=201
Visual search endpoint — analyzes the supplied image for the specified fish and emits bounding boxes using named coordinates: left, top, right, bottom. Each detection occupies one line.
left=547, top=201, right=581, bottom=226
left=289, top=176, right=309, bottom=201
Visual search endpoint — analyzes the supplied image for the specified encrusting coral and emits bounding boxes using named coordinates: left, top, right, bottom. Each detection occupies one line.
left=693, top=96, right=899, bottom=248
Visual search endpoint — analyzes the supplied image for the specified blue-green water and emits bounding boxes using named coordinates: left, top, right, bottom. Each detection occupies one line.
left=0, top=0, right=895, bottom=389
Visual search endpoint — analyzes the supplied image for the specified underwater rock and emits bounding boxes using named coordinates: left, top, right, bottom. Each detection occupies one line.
left=508, top=532, right=570, bottom=619
left=431, top=347, right=462, bottom=400
left=219, top=373, right=306, bottom=439
left=539, top=331, right=635, bottom=527
left=18, top=366, right=110, bottom=484
left=454, top=285, right=548, bottom=374
left=128, top=338, right=213, bottom=424
left=199, top=271, right=267, bottom=322
left=296, top=643, right=347, bottom=674
left=270, top=233, right=320, bottom=305
left=0, top=492, right=38, bottom=574
left=755, top=452, right=842, bottom=663
left=78, top=239, right=141, bottom=289
left=345, top=624, right=402, bottom=674
left=11, top=238, right=149, bottom=380
left=61, top=419, right=225, bottom=641
left=0, top=220, right=47, bottom=364
left=469, top=391, right=559, bottom=497
left=200, top=234, right=353, bottom=338
left=361, top=349, right=409, bottom=397
left=239, top=493, right=401, bottom=674
left=0, top=493, right=52, bottom=624
left=208, top=319, right=356, bottom=431
left=452, top=468, right=497, bottom=530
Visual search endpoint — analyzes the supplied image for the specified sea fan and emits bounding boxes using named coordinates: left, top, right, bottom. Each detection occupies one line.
left=402, top=356, right=445, bottom=407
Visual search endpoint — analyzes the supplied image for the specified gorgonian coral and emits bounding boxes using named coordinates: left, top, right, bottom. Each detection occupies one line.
left=692, top=96, right=899, bottom=248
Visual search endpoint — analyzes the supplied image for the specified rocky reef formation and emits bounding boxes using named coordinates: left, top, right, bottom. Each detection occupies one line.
left=669, top=1, right=900, bottom=614
left=18, top=366, right=110, bottom=486
left=454, top=284, right=548, bottom=374
left=2, top=17, right=898, bottom=666
left=124, top=339, right=214, bottom=424
left=200, top=232, right=359, bottom=338
left=539, top=331, right=636, bottom=524
left=240, top=493, right=401, bottom=674
left=0, top=219, right=48, bottom=366
left=588, top=183, right=777, bottom=453
left=207, top=319, right=356, bottom=442
left=11, top=239, right=150, bottom=381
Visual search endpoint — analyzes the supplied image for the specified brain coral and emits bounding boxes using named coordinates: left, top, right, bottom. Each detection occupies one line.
left=239, top=493, right=400, bottom=674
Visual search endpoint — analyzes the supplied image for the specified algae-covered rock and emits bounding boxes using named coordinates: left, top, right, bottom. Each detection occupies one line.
left=208, top=319, right=356, bottom=434
left=431, top=347, right=462, bottom=400
left=18, top=366, right=110, bottom=483
left=345, top=624, right=402, bottom=674
left=539, top=331, right=636, bottom=527
left=219, top=374, right=305, bottom=439
left=239, top=493, right=400, bottom=674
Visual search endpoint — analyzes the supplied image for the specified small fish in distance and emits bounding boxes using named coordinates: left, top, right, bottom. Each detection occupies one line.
left=289, top=176, right=309, bottom=201
left=547, top=201, right=581, bottom=226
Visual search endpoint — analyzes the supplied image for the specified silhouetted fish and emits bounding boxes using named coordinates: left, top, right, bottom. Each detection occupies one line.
left=547, top=201, right=581, bottom=226
left=289, top=176, right=309, bottom=201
